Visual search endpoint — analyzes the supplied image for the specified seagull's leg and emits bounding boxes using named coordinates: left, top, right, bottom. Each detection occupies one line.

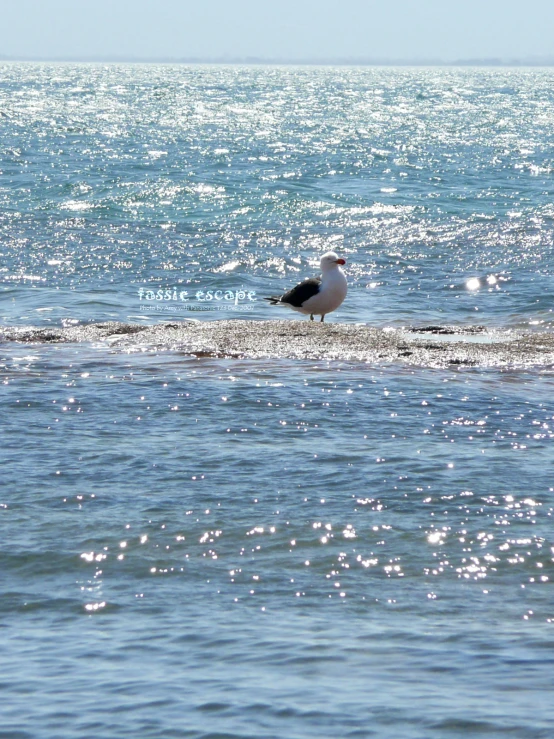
left=320, top=315, right=325, bottom=322
left=310, top=314, right=314, bottom=321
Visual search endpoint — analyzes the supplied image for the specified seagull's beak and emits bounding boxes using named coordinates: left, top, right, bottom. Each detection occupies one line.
left=335, top=258, right=346, bottom=265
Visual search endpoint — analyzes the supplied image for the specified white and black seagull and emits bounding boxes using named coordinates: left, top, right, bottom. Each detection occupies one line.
left=265, top=252, right=347, bottom=322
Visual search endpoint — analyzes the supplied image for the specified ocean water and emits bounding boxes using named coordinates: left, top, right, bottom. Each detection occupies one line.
left=1, top=64, right=554, bottom=739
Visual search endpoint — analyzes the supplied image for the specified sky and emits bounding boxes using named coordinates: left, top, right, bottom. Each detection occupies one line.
left=1, top=0, right=553, bottom=62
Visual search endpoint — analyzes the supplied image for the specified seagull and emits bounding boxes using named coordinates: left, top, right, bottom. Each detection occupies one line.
left=264, top=252, right=347, bottom=322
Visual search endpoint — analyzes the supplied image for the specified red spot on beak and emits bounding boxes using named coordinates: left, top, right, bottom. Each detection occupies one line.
left=335, top=258, right=346, bottom=265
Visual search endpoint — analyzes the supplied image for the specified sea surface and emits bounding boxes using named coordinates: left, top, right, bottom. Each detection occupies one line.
left=1, top=64, right=554, bottom=739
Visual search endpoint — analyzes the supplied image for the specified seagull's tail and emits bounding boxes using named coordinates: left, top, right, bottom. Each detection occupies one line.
left=264, top=296, right=282, bottom=305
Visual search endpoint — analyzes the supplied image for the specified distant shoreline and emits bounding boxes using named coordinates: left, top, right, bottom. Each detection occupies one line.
left=2, top=55, right=554, bottom=67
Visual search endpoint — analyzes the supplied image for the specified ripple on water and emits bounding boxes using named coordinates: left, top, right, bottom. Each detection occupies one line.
left=2, top=65, right=554, bottom=329
left=2, top=64, right=554, bottom=738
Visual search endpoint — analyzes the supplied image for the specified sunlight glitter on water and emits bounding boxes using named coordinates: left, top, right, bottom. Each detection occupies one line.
left=2, top=64, right=554, bottom=739
left=1, top=345, right=553, bottom=619
left=2, top=65, right=554, bottom=330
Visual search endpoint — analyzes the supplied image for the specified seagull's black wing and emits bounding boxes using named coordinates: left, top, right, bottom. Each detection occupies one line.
left=278, top=277, right=321, bottom=307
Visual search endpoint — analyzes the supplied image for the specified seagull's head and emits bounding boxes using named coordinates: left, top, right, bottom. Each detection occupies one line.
left=320, top=251, right=346, bottom=271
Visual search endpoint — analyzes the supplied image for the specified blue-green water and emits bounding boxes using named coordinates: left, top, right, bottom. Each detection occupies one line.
left=1, top=64, right=554, bottom=739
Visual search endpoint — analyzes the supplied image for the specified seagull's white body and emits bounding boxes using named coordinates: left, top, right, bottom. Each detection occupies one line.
left=265, top=252, right=347, bottom=321
left=292, top=259, right=347, bottom=317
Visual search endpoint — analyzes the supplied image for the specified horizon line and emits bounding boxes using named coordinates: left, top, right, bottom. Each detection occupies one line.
left=2, top=54, right=554, bottom=67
